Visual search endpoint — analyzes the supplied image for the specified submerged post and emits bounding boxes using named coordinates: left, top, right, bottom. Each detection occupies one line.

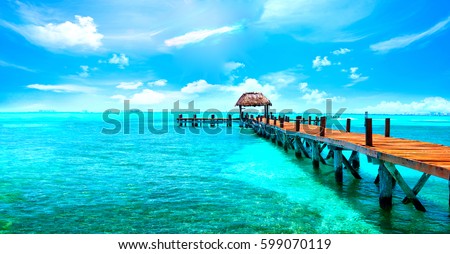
left=312, top=141, right=320, bottom=169
left=379, top=163, right=394, bottom=211
left=346, top=118, right=351, bottom=133
left=385, top=118, right=391, bottom=137
left=334, top=149, right=343, bottom=183
left=365, top=118, right=373, bottom=146
left=320, top=117, right=326, bottom=137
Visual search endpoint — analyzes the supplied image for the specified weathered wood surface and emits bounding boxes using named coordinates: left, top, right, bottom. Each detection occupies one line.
left=261, top=117, right=450, bottom=180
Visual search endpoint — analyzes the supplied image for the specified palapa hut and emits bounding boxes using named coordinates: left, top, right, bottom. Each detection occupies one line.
left=235, top=92, right=272, bottom=126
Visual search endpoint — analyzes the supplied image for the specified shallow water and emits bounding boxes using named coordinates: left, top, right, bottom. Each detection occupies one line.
left=0, top=113, right=449, bottom=233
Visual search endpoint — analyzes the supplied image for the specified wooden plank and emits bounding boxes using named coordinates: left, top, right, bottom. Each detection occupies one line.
left=384, top=162, right=426, bottom=212
left=402, top=173, right=431, bottom=204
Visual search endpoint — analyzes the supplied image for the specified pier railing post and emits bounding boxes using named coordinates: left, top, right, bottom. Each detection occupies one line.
left=385, top=118, right=391, bottom=137
left=365, top=118, right=373, bottom=146
left=295, top=116, right=301, bottom=132
left=274, top=118, right=277, bottom=126
left=320, top=117, right=326, bottom=137
left=280, top=117, right=284, bottom=128
left=346, top=118, right=351, bottom=133
left=178, top=114, right=182, bottom=127
left=227, top=114, right=232, bottom=127
left=308, top=116, right=312, bottom=125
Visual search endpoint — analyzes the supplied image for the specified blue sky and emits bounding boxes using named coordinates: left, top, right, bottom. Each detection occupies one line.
left=1, top=0, right=450, bottom=113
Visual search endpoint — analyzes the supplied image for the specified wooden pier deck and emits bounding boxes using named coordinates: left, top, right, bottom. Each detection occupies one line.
left=250, top=117, right=450, bottom=212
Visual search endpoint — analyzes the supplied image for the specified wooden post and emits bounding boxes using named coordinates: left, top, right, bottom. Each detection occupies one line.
left=211, top=114, right=215, bottom=127
left=270, top=112, right=273, bottom=120
left=274, top=118, right=277, bottom=126
left=315, top=116, right=319, bottom=125
left=334, top=149, right=343, bottom=183
left=379, top=163, right=394, bottom=211
left=312, top=141, right=320, bottom=169
left=349, top=151, right=360, bottom=169
left=308, top=116, right=312, bottom=125
left=280, top=117, right=284, bottom=128
left=365, top=118, right=373, bottom=146
left=295, top=116, right=301, bottom=132
left=178, top=114, right=182, bottom=126
left=320, top=117, right=326, bottom=137
left=385, top=118, right=391, bottom=137
left=294, top=136, right=302, bottom=159
left=227, top=114, right=232, bottom=127
left=239, top=106, right=243, bottom=127
left=193, top=114, right=197, bottom=127
left=346, top=118, right=351, bottom=133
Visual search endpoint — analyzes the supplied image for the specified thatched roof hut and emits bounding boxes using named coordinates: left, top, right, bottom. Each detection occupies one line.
left=235, top=92, right=272, bottom=123
left=235, top=92, right=272, bottom=107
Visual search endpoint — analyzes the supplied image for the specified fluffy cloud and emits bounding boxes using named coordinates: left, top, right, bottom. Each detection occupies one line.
left=27, top=84, right=96, bottom=93
left=180, top=78, right=278, bottom=100
left=116, top=81, right=143, bottom=90
left=332, top=48, right=351, bottom=55
left=5, top=15, right=103, bottom=51
left=108, top=53, right=129, bottom=69
left=260, top=66, right=306, bottom=88
left=111, top=89, right=166, bottom=105
left=224, top=61, right=245, bottom=74
left=370, top=16, right=450, bottom=53
left=164, top=25, right=241, bottom=47
left=181, top=80, right=214, bottom=94
left=312, top=56, right=331, bottom=71
left=345, top=67, right=369, bottom=87
left=147, top=79, right=168, bottom=87
left=299, top=82, right=344, bottom=104
left=78, top=65, right=89, bottom=78
left=362, top=97, right=450, bottom=114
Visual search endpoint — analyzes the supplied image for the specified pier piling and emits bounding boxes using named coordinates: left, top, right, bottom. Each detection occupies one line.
left=365, top=118, right=373, bottom=146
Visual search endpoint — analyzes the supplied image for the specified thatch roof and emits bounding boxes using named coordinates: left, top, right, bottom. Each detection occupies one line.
left=235, top=92, right=272, bottom=107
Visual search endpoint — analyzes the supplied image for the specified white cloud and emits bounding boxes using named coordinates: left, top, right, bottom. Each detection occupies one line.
left=164, top=25, right=241, bottom=47
left=332, top=48, right=351, bottom=55
left=0, top=59, right=35, bottom=72
left=259, top=0, right=375, bottom=42
left=224, top=61, right=245, bottom=74
left=111, top=89, right=166, bottom=105
left=363, top=97, right=450, bottom=114
left=116, top=81, right=143, bottom=90
left=370, top=16, right=450, bottom=53
left=221, top=78, right=278, bottom=100
left=312, top=56, right=331, bottom=71
left=180, top=78, right=278, bottom=100
left=181, top=80, right=214, bottom=94
left=78, top=65, right=89, bottom=78
left=129, top=89, right=166, bottom=105
left=6, top=15, right=103, bottom=51
left=108, top=53, right=129, bottom=69
left=147, top=79, right=168, bottom=87
left=299, top=82, right=344, bottom=104
left=345, top=67, right=369, bottom=87
left=260, top=66, right=306, bottom=88
left=27, top=84, right=96, bottom=93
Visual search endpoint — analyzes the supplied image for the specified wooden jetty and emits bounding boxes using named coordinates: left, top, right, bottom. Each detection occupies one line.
left=248, top=115, right=450, bottom=212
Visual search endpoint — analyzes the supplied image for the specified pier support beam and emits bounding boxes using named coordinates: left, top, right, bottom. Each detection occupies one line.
left=402, top=173, right=430, bottom=204
left=348, top=151, right=360, bottom=169
left=384, top=162, right=426, bottom=212
left=334, top=149, right=343, bottom=183
left=378, top=163, right=394, bottom=211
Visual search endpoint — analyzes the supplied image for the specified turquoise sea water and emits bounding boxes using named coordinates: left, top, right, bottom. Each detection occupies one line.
left=0, top=112, right=449, bottom=233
